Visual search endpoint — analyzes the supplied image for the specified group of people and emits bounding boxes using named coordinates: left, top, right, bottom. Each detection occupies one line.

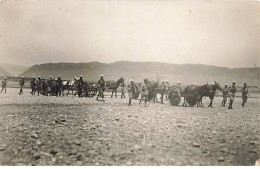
left=1, top=75, right=249, bottom=109
left=221, top=81, right=248, bottom=109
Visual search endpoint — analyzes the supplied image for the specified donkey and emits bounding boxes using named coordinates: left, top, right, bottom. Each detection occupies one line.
left=107, top=77, right=124, bottom=98
left=197, top=81, right=222, bottom=108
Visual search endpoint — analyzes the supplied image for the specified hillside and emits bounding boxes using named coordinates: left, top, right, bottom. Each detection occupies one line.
left=20, top=61, right=260, bottom=86
left=0, top=67, right=12, bottom=77
left=0, top=63, right=30, bottom=77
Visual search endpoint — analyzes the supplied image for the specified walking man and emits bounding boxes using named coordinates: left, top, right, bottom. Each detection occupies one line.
left=139, top=79, right=149, bottom=107
left=241, top=83, right=248, bottom=107
left=96, top=75, right=106, bottom=101
left=127, top=79, right=136, bottom=106
left=228, top=81, right=237, bottom=109
left=30, top=77, right=36, bottom=95
left=222, top=84, right=228, bottom=107
left=18, top=77, right=25, bottom=95
left=1, top=77, right=7, bottom=94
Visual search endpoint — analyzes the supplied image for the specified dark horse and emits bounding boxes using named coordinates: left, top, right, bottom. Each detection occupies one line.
left=106, top=77, right=124, bottom=98
left=182, top=84, right=209, bottom=107
left=197, top=81, right=222, bottom=108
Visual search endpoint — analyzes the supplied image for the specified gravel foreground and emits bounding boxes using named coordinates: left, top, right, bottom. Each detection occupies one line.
left=0, top=88, right=259, bottom=166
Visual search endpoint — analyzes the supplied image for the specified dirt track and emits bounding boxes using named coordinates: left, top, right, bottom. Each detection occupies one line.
left=0, top=88, right=259, bottom=166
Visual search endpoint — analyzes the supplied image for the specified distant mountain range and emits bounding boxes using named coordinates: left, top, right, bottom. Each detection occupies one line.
left=19, top=61, right=260, bottom=86
left=0, top=63, right=30, bottom=77
left=0, top=67, right=12, bottom=77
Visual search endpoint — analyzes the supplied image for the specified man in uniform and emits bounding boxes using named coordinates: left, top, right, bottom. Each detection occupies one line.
left=47, top=76, right=53, bottom=95
left=56, top=75, right=62, bottom=96
left=36, top=76, right=42, bottom=96
left=41, top=78, right=48, bottom=95
left=30, top=77, right=36, bottom=95
left=1, top=77, right=7, bottom=94
left=121, top=78, right=126, bottom=99
left=139, top=79, right=149, bottom=107
left=96, top=75, right=106, bottom=101
left=127, top=79, right=136, bottom=106
left=241, top=83, right=248, bottom=107
left=18, top=77, right=25, bottom=95
left=228, top=81, right=237, bottom=109
left=78, top=75, right=84, bottom=97
left=222, top=84, right=228, bottom=107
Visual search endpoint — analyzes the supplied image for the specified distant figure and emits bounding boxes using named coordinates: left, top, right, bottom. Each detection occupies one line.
left=41, top=78, right=48, bottom=95
left=127, top=79, right=136, bottom=106
left=221, top=84, right=228, bottom=107
left=228, top=81, right=237, bottom=109
left=139, top=79, right=149, bottom=107
left=241, top=83, right=248, bottom=107
left=78, top=75, right=84, bottom=97
left=96, top=75, right=106, bottom=101
left=18, top=77, right=25, bottom=95
left=47, top=76, right=53, bottom=95
left=36, top=76, right=42, bottom=96
left=30, top=77, right=36, bottom=95
left=56, top=75, right=62, bottom=96
left=121, top=78, right=126, bottom=99
left=165, top=81, right=169, bottom=100
left=1, top=77, right=7, bottom=94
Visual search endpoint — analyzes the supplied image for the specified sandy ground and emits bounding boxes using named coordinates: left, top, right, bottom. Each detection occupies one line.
left=0, top=88, right=259, bottom=166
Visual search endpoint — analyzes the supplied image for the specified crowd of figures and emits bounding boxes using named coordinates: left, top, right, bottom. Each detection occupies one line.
left=1, top=75, right=249, bottom=109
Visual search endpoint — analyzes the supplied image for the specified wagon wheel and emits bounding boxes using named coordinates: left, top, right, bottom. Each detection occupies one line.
left=186, top=96, right=197, bottom=107
left=168, top=87, right=181, bottom=106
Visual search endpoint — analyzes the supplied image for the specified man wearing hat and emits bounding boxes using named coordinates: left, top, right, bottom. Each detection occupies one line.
left=97, top=75, right=106, bottom=101
left=127, top=79, right=136, bottom=106
left=222, top=84, right=229, bottom=107
left=1, top=77, right=7, bottom=94
left=228, top=81, right=237, bottom=109
left=18, top=77, right=25, bottom=95
left=241, top=83, right=248, bottom=107
left=78, top=75, right=84, bottom=97
left=30, top=77, right=36, bottom=95
left=121, top=77, right=126, bottom=99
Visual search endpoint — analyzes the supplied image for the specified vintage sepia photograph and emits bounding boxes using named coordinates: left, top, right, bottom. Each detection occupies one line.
left=0, top=0, right=259, bottom=166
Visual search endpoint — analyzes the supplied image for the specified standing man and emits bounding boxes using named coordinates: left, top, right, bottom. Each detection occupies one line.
left=36, top=76, right=42, bottom=96
left=127, top=79, right=136, bottom=106
left=47, top=76, right=53, bottom=95
left=241, top=83, right=249, bottom=107
left=222, top=84, right=229, bottom=107
left=1, top=77, right=7, bottom=94
left=121, top=78, right=126, bottom=99
left=96, top=75, right=106, bottom=101
left=228, top=81, right=237, bottom=109
left=56, top=75, right=62, bottom=96
left=18, top=77, right=25, bottom=95
left=139, top=79, right=149, bottom=107
left=78, top=75, right=84, bottom=97
left=165, top=81, right=169, bottom=100
left=30, top=77, right=36, bottom=95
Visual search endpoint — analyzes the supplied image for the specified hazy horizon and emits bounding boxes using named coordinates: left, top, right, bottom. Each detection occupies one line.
left=0, top=0, right=259, bottom=68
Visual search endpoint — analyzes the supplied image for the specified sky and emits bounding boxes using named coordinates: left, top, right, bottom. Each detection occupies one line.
left=0, top=0, right=259, bottom=68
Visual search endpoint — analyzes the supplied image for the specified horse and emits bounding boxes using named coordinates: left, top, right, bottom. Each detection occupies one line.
left=197, top=81, right=222, bottom=108
left=62, top=76, right=78, bottom=96
left=106, top=77, right=124, bottom=98
left=154, top=83, right=168, bottom=103
left=182, top=84, right=209, bottom=107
